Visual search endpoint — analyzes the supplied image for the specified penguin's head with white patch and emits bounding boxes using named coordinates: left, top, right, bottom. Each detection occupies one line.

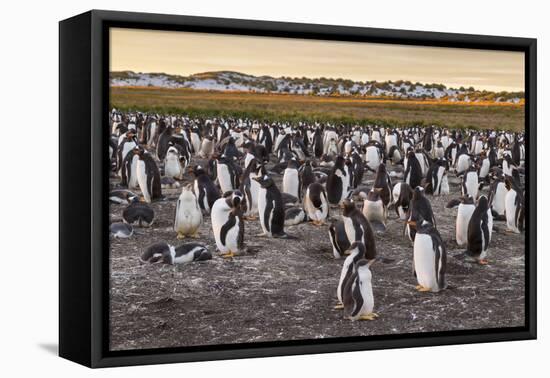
left=366, top=188, right=383, bottom=202
left=223, top=190, right=243, bottom=209
left=287, top=158, right=300, bottom=170
left=340, top=199, right=357, bottom=216
left=253, top=174, right=275, bottom=189
left=412, top=186, right=425, bottom=200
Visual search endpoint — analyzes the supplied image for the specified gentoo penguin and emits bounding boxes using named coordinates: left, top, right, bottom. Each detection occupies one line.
left=284, top=207, right=307, bottom=226
left=406, top=187, right=436, bottom=242
left=462, top=165, right=479, bottom=199
left=198, top=135, right=214, bottom=159
left=350, top=149, right=364, bottom=188
left=327, top=156, right=349, bottom=205
left=121, top=146, right=140, bottom=189
left=300, top=160, right=316, bottom=196
left=239, top=158, right=263, bottom=220
left=140, top=242, right=211, bottom=264
left=408, top=218, right=447, bottom=292
left=211, top=190, right=245, bottom=258
left=303, top=182, right=329, bottom=226
left=122, top=197, right=155, bottom=227
left=425, top=158, right=449, bottom=196
left=254, top=175, right=293, bottom=238
left=164, top=146, right=184, bottom=180
left=404, top=150, right=423, bottom=189
left=191, top=165, right=221, bottom=214
left=504, top=176, right=525, bottom=233
left=189, top=127, right=202, bottom=156
left=174, top=185, right=203, bottom=239
left=341, top=199, right=377, bottom=262
left=362, top=189, right=387, bottom=233
left=372, top=163, right=392, bottom=206
left=392, top=182, right=413, bottom=220
left=110, top=222, right=133, bottom=238
left=282, top=158, right=301, bottom=199
left=488, top=173, right=507, bottom=220
left=455, top=150, right=471, bottom=176
left=466, top=196, right=493, bottom=264
left=136, top=148, right=162, bottom=203
left=455, top=195, right=475, bottom=246
left=364, top=143, right=383, bottom=172
left=116, top=130, right=137, bottom=173
left=109, top=189, right=138, bottom=205
left=343, top=259, right=377, bottom=321
left=328, top=221, right=351, bottom=259
left=335, top=241, right=366, bottom=309
left=216, top=155, right=240, bottom=194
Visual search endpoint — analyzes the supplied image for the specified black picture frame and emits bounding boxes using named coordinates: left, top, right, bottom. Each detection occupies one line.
left=59, top=9, right=537, bottom=368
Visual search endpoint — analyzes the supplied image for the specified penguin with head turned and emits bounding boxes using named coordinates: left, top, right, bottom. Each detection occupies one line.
left=341, top=199, right=377, bottom=262
left=327, top=156, right=349, bottom=206
left=392, top=182, right=413, bottom=220
left=406, top=187, right=436, bottom=242
left=328, top=221, right=351, bottom=259
left=135, top=148, right=162, bottom=203
left=122, top=196, right=155, bottom=227
left=407, top=215, right=447, bottom=292
left=211, top=190, right=246, bottom=258
left=465, top=195, right=493, bottom=265
left=253, top=174, right=294, bottom=238
left=335, top=241, right=366, bottom=309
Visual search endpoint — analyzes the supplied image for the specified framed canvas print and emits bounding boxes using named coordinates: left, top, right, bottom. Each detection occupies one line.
left=59, top=10, right=536, bottom=368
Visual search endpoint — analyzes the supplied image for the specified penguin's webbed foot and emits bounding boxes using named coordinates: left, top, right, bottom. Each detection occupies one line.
left=177, top=233, right=186, bottom=240
left=358, top=313, right=378, bottom=321
left=478, top=259, right=489, bottom=265
left=416, top=285, right=431, bottom=292
left=221, top=251, right=235, bottom=258
left=191, top=232, right=200, bottom=238
left=334, top=303, right=344, bottom=310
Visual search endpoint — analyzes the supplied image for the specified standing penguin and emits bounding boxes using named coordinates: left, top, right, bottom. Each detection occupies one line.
left=408, top=218, right=447, bottom=292
left=300, top=160, right=316, bottom=196
left=392, top=182, right=413, bottom=220
left=121, top=146, right=140, bottom=189
left=328, top=221, right=351, bottom=259
left=216, top=155, right=240, bottom=194
left=136, top=148, right=162, bottom=203
left=372, top=163, right=392, bottom=206
left=198, top=135, right=214, bottom=159
left=504, top=176, right=525, bottom=233
left=406, top=187, right=436, bottom=242
left=164, top=145, right=184, bottom=180
left=191, top=165, right=221, bottom=214
left=343, top=259, right=377, bottom=321
left=239, top=158, right=263, bottom=220
left=488, top=172, right=507, bottom=220
left=254, top=175, right=293, bottom=238
left=341, top=199, right=377, bottom=262
left=454, top=195, right=476, bottom=246
left=303, top=182, right=329, bottom=226
left=335, top=241, right=366, bottom=309
left=327, top=156, right=349, bottom=205
left=404, top=149, right=423, bottom=189
left=362, top=189, right=387, bottom=233
left=425, top=158, right=449, bottom=196
left=122, top=197, right=155, bottom=227
left=462, top=165, right=479, bottom=199
left=174, top=185, right=203, bottom=239
left=211, top=190, right=245, bottom=258
left=465, top=195, right=493, bottom=264
left=282, top=158, right=301, bottom=199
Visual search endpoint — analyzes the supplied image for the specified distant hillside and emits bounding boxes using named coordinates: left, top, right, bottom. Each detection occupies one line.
left=110, top=70, right=524, bottom=104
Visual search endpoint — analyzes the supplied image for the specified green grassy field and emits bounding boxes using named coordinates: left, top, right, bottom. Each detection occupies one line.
left=110, top=87, right=525, bottom=131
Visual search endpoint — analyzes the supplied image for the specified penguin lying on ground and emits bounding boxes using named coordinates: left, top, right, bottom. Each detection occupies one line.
left=110, top=222, right=134, bottom=238
left=140, top=242, right=211, bottom=264
left=122, top=197, right=155, bottom=227
left=161, top=176, right=181, bottom=189
left=109, top=189, right=138, bottom=205
left=284, top=207, right=308, bottom=226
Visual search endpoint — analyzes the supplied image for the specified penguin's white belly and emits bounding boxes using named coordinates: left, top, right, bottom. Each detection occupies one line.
left=464, top=173, right=479, bottom=198
left=165, top=156, right=182, bottom=179
left=479, top=160, right=490, bottom=178
left=304, top=192, right=328, bottom=222
left=414, top=234, right=438, bottom=291
left=392, top=183, right=402, bottom=203
left=457, top=155, right=471, bottom=174
left=456, top=205, right=475, bottom=246
left=175, top=206, right=202, bottom=234
left=343, top=216, right=356, bottom=243
left=440, top=174, right=450, bottom=195
left=128, top=155, right=140, bottom=189
left=244, top=153, right=254, bottom=169
left=257, top=188, right=270, bottom=235
left=191, top=134, right=201, bottom=155
left=211, top=201, right=231, bottom=252
left=365, top=147, right=380, bottom=171
left=415, top=153, right=428, bottom=176
left=337, top=256, right=354, bottom=303
left=248, top=176, right=261, bottom=213
left=362, top=200, right=385, bottom=223
left=217, top=164, right=234, bottom=193
left=283, top=169, right=300, bottom=198
left=505, top=190, right=519, bottom=232
left=355, top=275, right=375, bottom=318
left=492, top=184, right=506, bottom=215
left=136, top=161, right=151, bottom=203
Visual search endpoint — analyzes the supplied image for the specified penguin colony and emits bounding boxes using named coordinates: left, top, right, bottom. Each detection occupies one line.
left=109, top=109, right=526, bottom=328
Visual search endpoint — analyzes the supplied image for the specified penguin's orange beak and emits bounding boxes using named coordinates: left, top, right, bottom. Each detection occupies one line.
left=407, top=221, right=417, bottom=228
